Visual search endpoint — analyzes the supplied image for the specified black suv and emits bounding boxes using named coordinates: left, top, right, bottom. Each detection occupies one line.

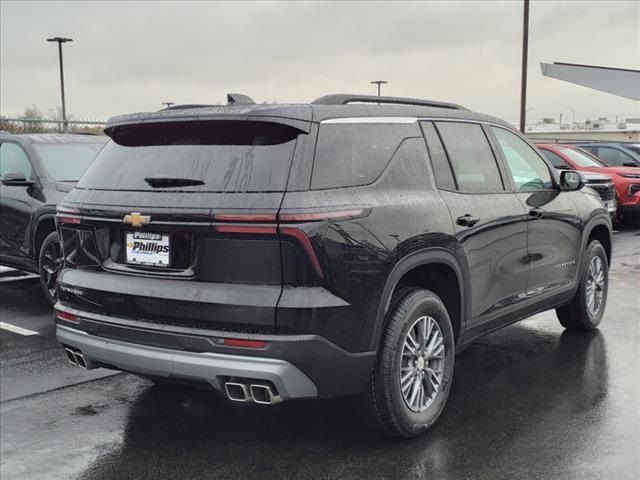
left=54, top=95, right=612, bottom=437
left=0, top=132, right=107, bottom=304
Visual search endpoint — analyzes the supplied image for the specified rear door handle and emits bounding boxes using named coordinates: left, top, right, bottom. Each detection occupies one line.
left=456, top=214, right=480, bottom=227
left=529, top=207, right=544, bottom=218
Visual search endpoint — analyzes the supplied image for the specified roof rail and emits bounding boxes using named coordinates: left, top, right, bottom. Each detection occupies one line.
left=159, top=104, right=214, bottom=111
left=311, top=94, right=469, bottom=111
left=227, top=93, right=256, bottom=105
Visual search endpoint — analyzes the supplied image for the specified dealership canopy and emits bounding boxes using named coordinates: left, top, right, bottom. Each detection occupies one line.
left=540, top=62, right=640, bottom=101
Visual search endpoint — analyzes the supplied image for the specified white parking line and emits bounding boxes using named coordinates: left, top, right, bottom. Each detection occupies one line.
left=0, top=322, right=39, bottom=336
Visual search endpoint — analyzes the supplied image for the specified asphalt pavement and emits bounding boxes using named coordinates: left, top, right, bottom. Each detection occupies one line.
left=1, top=226, right=638, bottom=480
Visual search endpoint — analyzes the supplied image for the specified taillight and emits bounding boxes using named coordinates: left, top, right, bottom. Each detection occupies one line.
left=56, top=310, right=79, bottom=323
left=211, top=208, right=366, bottom=279
left=56, top=215, right=82, bottom=225
left=279, top=227, right=323, bottom=278
left=56, top=206, right=82, bottom=225
left=279, top=209, right=366, bottom=222
left=213, top=213, right=277, bottom=222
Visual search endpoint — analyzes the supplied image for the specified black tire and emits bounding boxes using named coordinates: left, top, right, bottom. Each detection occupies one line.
left=355, top=288, right=455, bottom=438
left=38, top=231, right=63, bottom=306
left=556, top=240, right=608, bottom=331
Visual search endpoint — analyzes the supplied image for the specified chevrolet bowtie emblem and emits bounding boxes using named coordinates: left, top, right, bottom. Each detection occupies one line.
left=123, top=212, right=150, bottom=228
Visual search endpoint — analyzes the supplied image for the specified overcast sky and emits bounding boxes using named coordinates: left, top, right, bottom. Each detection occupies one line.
left=1, top=1, right=638, bottom=124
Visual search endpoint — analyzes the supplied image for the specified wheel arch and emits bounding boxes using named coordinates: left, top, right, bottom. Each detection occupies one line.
left=582, top=216, right=612, bottom=266
left=32, top=214, right=57, bottom=264
left=371, top=247, right=470, bottom=352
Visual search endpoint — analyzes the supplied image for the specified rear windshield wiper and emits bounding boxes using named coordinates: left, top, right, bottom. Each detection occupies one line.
left=144, top=176, right=205, bottom=188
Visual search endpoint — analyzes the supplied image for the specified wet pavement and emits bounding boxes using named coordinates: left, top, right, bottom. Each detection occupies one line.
left=1, top=226, right=638, bottom=480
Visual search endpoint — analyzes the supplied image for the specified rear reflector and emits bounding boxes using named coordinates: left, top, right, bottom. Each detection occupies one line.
left=56, top=311, right=79, bottom=323
left=223, top=338, right=266, bottom=349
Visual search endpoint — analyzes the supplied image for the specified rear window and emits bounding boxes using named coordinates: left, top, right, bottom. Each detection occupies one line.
left=311, top=123, right=412, bottom=189
left=77, top=121, right=300, bottom=192
left=34, top=143, right=105, bottom=181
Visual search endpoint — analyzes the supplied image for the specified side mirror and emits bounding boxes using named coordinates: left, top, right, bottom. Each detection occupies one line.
left=560, top=170, right=584, bottom=192
left=1, top=172, right=34, bottom=186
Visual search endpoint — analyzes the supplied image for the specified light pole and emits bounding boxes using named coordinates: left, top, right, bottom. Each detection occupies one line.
left=519, top=0, right=530, bottom=133
left=370, top=80, right=388, bottom=97
left=162, top=102, right=175, bottom=109
left=567, top=107, right=576, bottom=124
left=47, top=37, right=73, bottom=133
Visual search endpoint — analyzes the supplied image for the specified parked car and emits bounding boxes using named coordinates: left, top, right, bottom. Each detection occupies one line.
left=535, top=148, right=616, bottom=215
left=574, top=142, right=640, bottom=167
left=0, top=132, right=108, bottom=304
left=536, top=143, right=640, bottom=222
left=54, top=94, right=612, bottom=438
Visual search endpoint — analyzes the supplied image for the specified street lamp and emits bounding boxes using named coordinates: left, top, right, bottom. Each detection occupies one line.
left=370, top=80, right=388, bottom=97
left=519, top=0, right=530, bottom=133
left=47, top=37, right=73, bottom=133
left=162, top=102, right=175, bottom=109
left=567, top=107, right=576, bottom=124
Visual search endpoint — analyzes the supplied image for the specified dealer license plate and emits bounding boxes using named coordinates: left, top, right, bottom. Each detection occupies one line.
left=125, top=231, right=170, bottom=267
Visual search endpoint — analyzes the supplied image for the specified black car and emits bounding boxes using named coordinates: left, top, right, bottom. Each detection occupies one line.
left=0, top=132, right=107, bottom=304
left=574, top=142, right=640, bottom=167
left=54, top=94, right=612, bottom=438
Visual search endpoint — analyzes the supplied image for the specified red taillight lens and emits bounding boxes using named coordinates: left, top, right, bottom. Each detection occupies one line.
left=279, top=227, right=324, bottom=278
left=213, top=213, right=277, bottom=222
left=216, top=225, right=278, bottom=235
left=56, top=310, right=79, bottom=323
left=279, top=209, right=366, bottom=222
left=56, top=215, right=82, bottom=225
left=223, top=338, right=266, bottom=349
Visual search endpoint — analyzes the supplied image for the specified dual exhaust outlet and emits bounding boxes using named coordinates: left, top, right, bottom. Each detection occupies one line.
left=224, top=380, right=283, bottom=405
left=64, top=346, right=88, bottom=369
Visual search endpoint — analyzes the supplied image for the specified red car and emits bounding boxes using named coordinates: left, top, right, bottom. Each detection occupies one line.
left=537, top=143, right=640, bottom=223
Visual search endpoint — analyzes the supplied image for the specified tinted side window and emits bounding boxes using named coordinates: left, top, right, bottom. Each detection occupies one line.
left=421, top=122, right=456, bottom=190
left=540, top=149, right=571, bottom=169
left=435, top=122, right=504, bottom=193
left=0, top=142, right=32, bottom=179
left=491, top=127, right=553, bottom=192
left=596, top=147, right=630, bottom=166
left=311, top=123, right=411, bottom=189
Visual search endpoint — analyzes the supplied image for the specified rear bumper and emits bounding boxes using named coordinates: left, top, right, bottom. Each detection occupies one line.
left=54, top=304, right=376, bottom=398
left=57, top=324, right=318, bottom=399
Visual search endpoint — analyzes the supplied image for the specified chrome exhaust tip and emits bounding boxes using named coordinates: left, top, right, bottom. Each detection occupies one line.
left=250, top=383, right=283, bottom=405
left=224, top=382, right=251, bottom=402
left=64, top=347, right=78, bottom=366
left=74, top=352, right=87, bottom=369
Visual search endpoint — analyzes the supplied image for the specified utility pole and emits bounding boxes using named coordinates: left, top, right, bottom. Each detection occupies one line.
left=370, top=80, right=388, bottom=97
left=47, top=37, right=73, bottom=133
left=519, top=0, right=530, bottom=133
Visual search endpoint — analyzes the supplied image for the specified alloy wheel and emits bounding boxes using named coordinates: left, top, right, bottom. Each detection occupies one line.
left=585, top=255, right=605, bottom=316
left=41, top=239, right=63, bottom=300
left=400, top=315, right=445, bottom=413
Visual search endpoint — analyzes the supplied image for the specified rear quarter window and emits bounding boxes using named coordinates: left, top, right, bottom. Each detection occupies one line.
left=311, top=123, right=414, bottom=189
